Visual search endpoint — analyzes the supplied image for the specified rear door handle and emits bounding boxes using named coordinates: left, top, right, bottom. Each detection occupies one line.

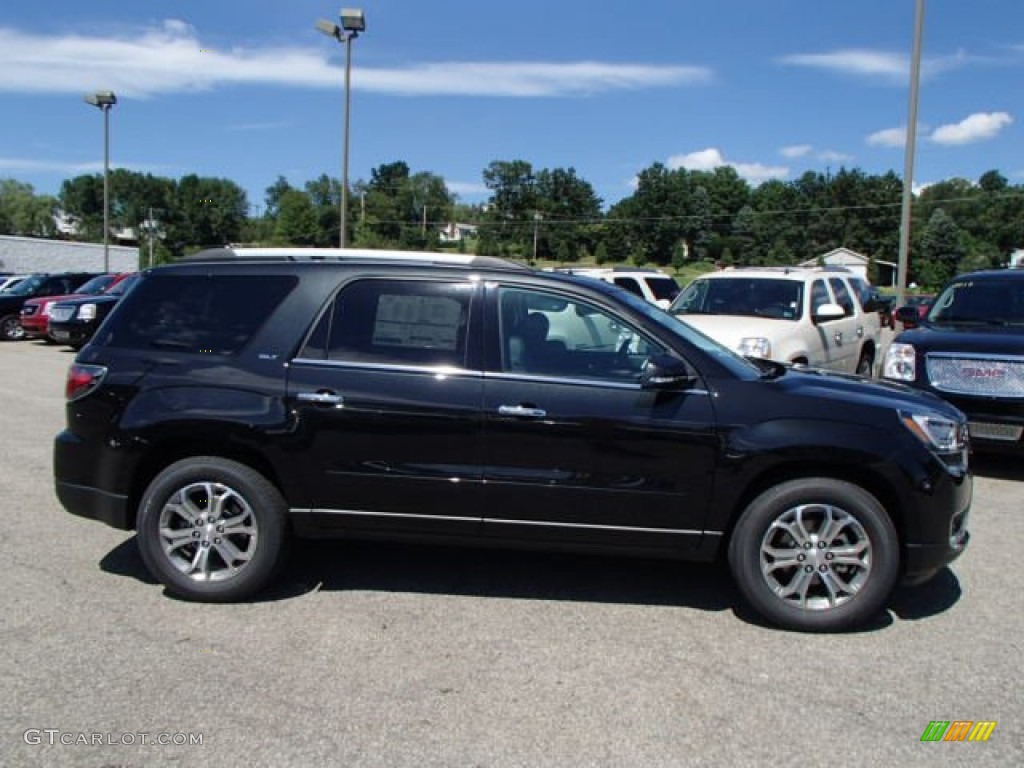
left=498, top=404, right=547, bottom=418
left=297, top=391, right=344, bottom=406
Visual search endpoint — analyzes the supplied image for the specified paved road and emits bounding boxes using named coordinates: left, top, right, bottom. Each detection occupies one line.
left=2, top=340, right=1021, bottom=767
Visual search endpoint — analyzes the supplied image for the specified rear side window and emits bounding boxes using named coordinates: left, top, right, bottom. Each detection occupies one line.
left=612, top=277, right=644, bottom=297
left=102, top=274, right=297, bottom=355
left=301, top=279, right=472, bottom=367
left=828, top=278, right=855, bottom=316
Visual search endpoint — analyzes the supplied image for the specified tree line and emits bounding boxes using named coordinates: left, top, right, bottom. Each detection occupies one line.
left=1, top=161, right=1021, bottom=290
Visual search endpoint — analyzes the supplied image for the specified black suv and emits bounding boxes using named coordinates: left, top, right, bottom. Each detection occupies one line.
left=0, top=272, right=98, bottom=340
left=883, top=269, right=1024, bottom=453
left=55, top=248, right=971, bottom=632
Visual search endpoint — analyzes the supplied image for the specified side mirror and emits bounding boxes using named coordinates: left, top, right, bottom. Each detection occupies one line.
left=640, top=354, right=696, bottom=391
left=811, top=303, right=845, bottom=323
left=895, top=306, right=920, bottom=329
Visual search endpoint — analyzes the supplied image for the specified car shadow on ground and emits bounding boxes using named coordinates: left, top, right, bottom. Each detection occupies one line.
left=970, top=453, right=1024, bottom=481
left=99, top=536, right=963, bottom=631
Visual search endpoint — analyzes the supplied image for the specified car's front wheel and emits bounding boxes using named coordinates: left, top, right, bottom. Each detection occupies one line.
left=728, top=478, right=898, bottom=632
left=136, top=457, right=288, bottom=602
left=0, top=314, right=25, bottom=341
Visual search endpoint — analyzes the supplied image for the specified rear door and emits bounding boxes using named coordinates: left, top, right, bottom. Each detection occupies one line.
left=287, top=277, right=485, bottom=537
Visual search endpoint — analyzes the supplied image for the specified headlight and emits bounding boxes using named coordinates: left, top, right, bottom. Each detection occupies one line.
left=883, top=342, right=916, bottom=381
left=901, top=412, right=967, bottom=453
left=43, top=302, right=55, bottom=317
left=78, top=303, right=97, bottom=321
left=738, top=337, right=771, bottom=358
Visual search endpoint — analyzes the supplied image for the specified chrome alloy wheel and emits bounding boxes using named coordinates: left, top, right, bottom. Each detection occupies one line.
left=759, top=503, right=872, bottom=611
left=158, top=481, right=258, bottom=582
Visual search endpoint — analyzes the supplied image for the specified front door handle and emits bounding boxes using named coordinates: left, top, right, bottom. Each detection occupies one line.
left=498, top=404, right=547, bottom=419
left=297, top=391, right=344, bottom=406
left=833, top=331, right=843, bottom=345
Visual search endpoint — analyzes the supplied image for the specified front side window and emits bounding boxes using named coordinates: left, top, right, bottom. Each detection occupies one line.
left=810, top=280, right=831, bottom=314
left=302, top=279, right=473, bottom=367
left=498, top=287, right=664, bottom=381
left=829, top=278, right=855, bottom=316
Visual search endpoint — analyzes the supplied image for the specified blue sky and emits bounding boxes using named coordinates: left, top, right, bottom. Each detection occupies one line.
left=1, top=1, right=1021, bottom=212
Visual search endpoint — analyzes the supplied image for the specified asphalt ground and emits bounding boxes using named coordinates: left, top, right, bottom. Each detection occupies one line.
left=1, top=339, right=1021, bottom=767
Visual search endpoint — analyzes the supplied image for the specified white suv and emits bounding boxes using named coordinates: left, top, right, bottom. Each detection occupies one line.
left=669, top=266, right=881, bottom=376
left=553, top=268, right=680, bottom=309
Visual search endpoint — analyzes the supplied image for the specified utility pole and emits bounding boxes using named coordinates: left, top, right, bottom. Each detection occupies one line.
left=896, top=0, right=925, bottom=308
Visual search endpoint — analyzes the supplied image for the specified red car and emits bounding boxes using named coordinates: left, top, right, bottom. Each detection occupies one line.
left=19, top=273, right=130, bottom=341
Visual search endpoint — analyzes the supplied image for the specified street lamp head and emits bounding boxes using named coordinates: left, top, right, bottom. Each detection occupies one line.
left=315, top=19, right=340, bottom=39
left=340, top=8, right=366, bottom=33
left=84, top=90, right=117, bottom=108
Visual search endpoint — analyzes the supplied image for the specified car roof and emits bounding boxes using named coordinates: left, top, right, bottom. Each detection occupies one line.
left=180, top=246, right=530, bottom=272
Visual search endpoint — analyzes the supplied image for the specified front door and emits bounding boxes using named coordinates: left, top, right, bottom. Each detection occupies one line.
left=479, top=283, right=717, bottom=554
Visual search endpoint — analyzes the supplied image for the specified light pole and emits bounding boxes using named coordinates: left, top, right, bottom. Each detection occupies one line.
left=896, top=0, right=925, bottom=307
left=316, top=8, right=366, bottom=249
left=83, top=90, right=117, bottom=272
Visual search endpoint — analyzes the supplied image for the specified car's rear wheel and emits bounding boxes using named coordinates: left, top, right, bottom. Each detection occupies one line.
left=0, top=314, right=25, bottom=341
left=728, top=478, right=898, bottom=632
left=136, top=457, right=288, bottom=602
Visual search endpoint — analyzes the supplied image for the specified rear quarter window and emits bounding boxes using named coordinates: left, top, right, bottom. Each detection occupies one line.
left=99, top=273, right=298, bottom=355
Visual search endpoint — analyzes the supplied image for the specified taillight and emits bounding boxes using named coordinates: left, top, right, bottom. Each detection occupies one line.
left=65, top=363, right=107, bottom=401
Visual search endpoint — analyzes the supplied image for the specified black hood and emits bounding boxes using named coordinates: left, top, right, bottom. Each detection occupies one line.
left=896, top=322, right=1024, bottom=356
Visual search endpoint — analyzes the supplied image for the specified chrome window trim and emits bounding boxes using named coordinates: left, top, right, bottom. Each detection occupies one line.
left=290, top=357, right=477, bottom=378
left=290, top=357, right=710, bottom=394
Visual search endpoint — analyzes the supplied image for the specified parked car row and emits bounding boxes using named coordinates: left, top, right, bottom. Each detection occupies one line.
left=0, top=270, right=139, bottom=347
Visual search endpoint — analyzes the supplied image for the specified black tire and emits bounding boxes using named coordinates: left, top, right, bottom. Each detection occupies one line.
left=0, top=314, right=24, bottom=341
left=856, top=351, right=874, bottom=378
left=136, top=457, right=288, bottom=602
left=728, top=478, right=898, bottom=632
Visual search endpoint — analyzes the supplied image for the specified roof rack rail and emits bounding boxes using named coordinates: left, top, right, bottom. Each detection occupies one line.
left=179, top=247, right=530, bottom=271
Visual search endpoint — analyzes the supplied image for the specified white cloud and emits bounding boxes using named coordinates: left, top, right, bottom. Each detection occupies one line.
left=446, top=181, right=489, bottom=198
left=0, top=156, right=166, bottom=175
left=930, top=112, right=1013, bottom=145
left=667, top=148, right=788, bottom=184
left=0, top=21, right=709, bottom=99
left=781, top=144, right=812, bottom=159
left=866, top=127, right=908, bottom=148
left=780, top=48, right=967, bottom=82
left=817, top=150, right=854, bottom=163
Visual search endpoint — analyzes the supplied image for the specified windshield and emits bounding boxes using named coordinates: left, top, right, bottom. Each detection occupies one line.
left=928, top=277, right=1024, bottom=325
left=5, top=275, right=45, bottom=296
left=107, top=273, right=141, bottom=296
left=671, top=277, right=804, bottom=321
left=74, top=274, right=116, bottom=295
left=608, top=283, right=763, bottom=379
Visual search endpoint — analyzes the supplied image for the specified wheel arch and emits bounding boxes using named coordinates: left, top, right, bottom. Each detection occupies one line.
left=719, top=461, right=906, bottom=562
left=126, top=436, right=288, bottom=531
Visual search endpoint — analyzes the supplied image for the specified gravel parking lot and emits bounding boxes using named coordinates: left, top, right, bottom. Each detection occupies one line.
left=2, top=339, right=1022, bottom=767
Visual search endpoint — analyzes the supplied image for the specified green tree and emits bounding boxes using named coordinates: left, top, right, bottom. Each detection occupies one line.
left=273, top=189, right=318, bottom=245
left=0, top=180, right=57, bottom=237
left=917, top=208, right=964, bottom=289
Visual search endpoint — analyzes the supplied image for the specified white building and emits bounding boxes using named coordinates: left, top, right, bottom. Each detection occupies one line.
left=799, top=247, right=898, bottom=285
left=0, top=235, right=139, bottom=274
